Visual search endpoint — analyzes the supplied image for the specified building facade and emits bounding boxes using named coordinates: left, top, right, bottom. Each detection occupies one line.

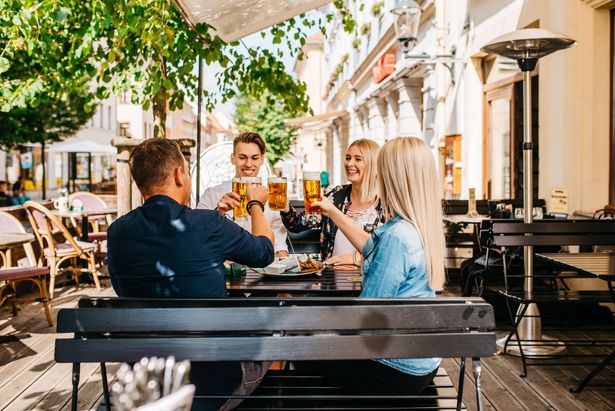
left=300, top=0, right=614, bottom=214
left=287, top=32, right=330, bottom=197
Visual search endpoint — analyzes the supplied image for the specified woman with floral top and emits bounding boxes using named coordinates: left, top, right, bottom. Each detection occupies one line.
left=311, top=137, right=446, bottom=396
left=281, top=139, right=384, bottom=265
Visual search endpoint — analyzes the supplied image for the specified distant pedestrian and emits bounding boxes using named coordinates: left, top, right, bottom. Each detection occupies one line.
left=10, top=176, right=31, bottom=205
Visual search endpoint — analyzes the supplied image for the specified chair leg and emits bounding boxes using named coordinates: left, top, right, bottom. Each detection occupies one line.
left=571, top=350, right=615, bottom=393
left=88, top=253, right=101, bottom=290
left=8, top=281, right=18, bottom=315
left=456, top=358, right=466, bottom=411
left=472, top=358, right=484, bottom=411
left=72, top=362, right=80, bottom=411
left=38, top=277, right=54, bottom=327
left=48, top=257, right=57, bottom=300
left=101, top=362, right=111, bottom=411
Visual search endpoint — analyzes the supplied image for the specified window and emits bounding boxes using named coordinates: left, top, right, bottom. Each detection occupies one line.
left=119, top=122, right=130, bottom=137
left=441, top=134, right=462, bottom=198
left=483, top=76, right=539, bottom=200
left=485, top=85, right=513, bottom=199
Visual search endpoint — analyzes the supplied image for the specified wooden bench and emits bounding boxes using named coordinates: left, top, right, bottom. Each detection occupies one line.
left=55, top=297, right=497, bottom=411
left=487, top=219, right=615, bottom=388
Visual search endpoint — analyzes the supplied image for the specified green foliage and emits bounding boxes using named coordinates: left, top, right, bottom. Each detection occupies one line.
left=0, top=85, right=94, bottom=149
left=352, top=38, right=361, bottom=49
left=235, top=92, right=303, bottom=167
left=371, top=1, right=385, bottom=17
left=360, top=22, right=372, bottom=36
left=0, top=0, right=357, bottom=137
left=0, top=5, right=94, bottom=148
left=327, top=53, right=349, bottom=92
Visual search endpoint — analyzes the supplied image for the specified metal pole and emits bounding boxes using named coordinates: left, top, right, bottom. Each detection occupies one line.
left=195, top=57, right=203, bottom=202
left=523, top=70, right=533, bottom=294
left=497, top=70, right=565, bottom=357
left=41, top=142, right=46, bottom=200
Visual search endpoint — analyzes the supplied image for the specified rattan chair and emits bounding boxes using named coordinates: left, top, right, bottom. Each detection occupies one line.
left=68, top=191, right=112, bottom=242
left=23, top=201, right=100, bottom=299
left=0, top=211, right=53, bottom=325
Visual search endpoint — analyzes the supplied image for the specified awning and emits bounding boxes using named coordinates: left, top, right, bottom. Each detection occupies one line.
left=285, top=110, right=347, bottom=127
left=47, top=140, right=117, bottom=155
left=171, top=0, right=332, bottom=42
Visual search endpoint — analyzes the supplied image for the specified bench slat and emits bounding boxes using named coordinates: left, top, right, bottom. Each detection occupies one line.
left=57, top=304, right=494, bottom=333
left=78, top=297, right=488, bottom=308
left=492, top=221, right=615, bottom=234
left=55, top=333, right=497, bottom=363
left=493, top=234, right=615, bottom=247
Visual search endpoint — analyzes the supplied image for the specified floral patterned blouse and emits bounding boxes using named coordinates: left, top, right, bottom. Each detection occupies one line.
left=280, top=184, right=385, bottom=260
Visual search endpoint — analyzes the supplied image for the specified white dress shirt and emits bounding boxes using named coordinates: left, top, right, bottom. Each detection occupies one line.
left=196, top=181, right=288, bottom=253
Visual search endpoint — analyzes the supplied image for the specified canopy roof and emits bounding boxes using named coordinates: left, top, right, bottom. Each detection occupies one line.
left=47, top=140, right=117, bottom=154
left=172, top=0, right=331, bottom=42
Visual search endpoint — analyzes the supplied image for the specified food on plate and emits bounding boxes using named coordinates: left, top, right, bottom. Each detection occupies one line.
left=298, top=256, right=324, bottom=272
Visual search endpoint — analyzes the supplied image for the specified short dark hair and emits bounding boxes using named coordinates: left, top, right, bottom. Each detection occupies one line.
left=129, top=138, right=185, bottom=192
left=233, top=132, right=266, bottom=155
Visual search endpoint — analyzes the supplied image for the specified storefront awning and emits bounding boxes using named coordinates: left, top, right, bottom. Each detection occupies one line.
left=285, top=110, right=347, bottom=127
left=47, top=140, right=117, bottom=155
left=171, top=0, right=332, bottom=42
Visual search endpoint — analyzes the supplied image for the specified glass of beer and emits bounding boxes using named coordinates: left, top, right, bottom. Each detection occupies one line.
left=268, top=176, right=287, bottom=211
left=232, top=177, right=261, bottom=220
left=303, top=171, right=322, bottom=215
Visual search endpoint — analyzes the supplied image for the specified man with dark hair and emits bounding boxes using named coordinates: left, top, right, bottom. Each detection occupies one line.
left=197, top=131, right=289, bottom=257
left=107, top=138, right=275, bottom=410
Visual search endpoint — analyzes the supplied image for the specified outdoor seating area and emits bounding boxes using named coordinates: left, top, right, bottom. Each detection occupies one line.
left=3, top=0, right=615, bottom=410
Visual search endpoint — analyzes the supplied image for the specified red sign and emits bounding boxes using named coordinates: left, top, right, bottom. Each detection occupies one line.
left=372, top=53, right=396, bottom=84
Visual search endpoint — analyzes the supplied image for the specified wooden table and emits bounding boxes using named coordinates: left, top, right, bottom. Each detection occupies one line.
left=0, top=232, right=35, bottom=267
left=227, top=267, right=363, bottom=296
left=51, top=208, right=117, bottom=241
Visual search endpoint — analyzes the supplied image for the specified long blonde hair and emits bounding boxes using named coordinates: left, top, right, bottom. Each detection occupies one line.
left=348, top=139, right=380, bottom=203
left=377, top=137, right=445, bottom=291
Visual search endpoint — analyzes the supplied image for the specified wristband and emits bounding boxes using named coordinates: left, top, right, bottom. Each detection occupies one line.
left=246, top=200, right=265, bottom=214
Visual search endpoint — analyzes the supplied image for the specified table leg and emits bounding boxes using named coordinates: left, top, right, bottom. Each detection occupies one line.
left=81, top=216, right=89, bottom=242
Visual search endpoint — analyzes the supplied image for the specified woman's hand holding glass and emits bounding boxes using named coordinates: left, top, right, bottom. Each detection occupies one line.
left=310, top=197, right=338, bottom=218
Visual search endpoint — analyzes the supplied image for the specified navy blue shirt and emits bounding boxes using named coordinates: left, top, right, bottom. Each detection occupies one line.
left=107, top=194, right=274, bottom=298
left=106, top=195, right=274, bottom=409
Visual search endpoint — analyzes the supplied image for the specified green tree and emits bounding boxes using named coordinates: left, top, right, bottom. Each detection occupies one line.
left=0, top=86, right=94, bottom=149
left=0, top=0, right=356, bottom=137
left=235, top=93, right=301, bottom=167
left=0, top=38, right=94, bottom=148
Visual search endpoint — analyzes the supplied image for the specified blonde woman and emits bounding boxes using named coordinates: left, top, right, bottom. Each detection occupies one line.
left=312, top=137, right=446, bottom=395
left=281, top=139, right=384, bottom=265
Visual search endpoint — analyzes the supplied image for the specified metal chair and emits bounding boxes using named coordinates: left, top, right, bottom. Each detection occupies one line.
left=0, top=211, right=53, bottom=326
left=23, top=201, right=100, bottom=299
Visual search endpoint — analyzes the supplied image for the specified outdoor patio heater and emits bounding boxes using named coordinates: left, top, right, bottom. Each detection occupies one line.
left=482, top=29, right=575, bottom=357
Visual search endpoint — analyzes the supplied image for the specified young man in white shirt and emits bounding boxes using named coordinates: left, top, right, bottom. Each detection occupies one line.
left=197, top=132, right=289, bottom=257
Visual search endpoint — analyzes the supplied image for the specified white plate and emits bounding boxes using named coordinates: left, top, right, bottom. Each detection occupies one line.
left=253, top=267, right=323, bottom=277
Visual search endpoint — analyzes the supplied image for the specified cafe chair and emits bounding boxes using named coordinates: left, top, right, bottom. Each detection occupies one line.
left=23, top=201, right=101, bottom=300
left=68, top=191, right=112, bottom=243
left=0, top=211, right=53, bottom=326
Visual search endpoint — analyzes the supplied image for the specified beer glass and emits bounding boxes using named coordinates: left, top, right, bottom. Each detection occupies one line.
left=268, top=176, right=287, bottom=211
left=302, top=171, right=322, bottom=215
left=232, top=177, right=261, bottom=220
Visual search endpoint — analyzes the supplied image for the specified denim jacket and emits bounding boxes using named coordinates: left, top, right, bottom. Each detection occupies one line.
left=361, top=215, right=441, bottom=376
